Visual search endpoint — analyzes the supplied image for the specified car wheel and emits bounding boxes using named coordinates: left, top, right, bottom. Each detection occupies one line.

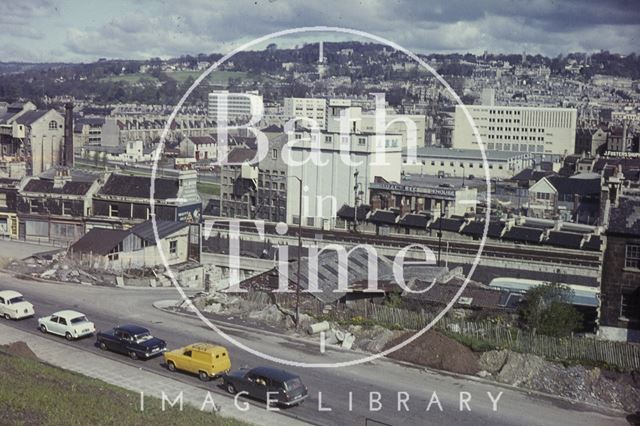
left=40, top=325, right=47, bottom=333
left=65, top=332, right=73, bottom=341
left=226, top=382, right=236, bottom=395
left=198, top=371, right=209, bottom=381
left=129, top=351, right=138, bottom=360
left=3, top=313, right=10, bottom=320
left=167, top=362, right=176, bottom=372
left=99, top=342, right=107, bottom=351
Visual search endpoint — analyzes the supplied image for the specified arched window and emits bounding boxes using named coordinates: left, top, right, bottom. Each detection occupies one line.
left=48, top=120, right=58, bottom=130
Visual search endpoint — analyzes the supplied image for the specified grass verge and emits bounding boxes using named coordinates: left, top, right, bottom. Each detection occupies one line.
left=0, top=349, right=249, bottom=426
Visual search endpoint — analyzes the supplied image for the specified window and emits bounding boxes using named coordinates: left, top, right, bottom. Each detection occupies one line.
left=48, top=120, right=58, bottom=130
left=109, top=204, right=119, bottom=217
left=620, top=290, right=640, bottom=320
left=169, top=240, right=177, bottom=255
left=62, top=202, right=72, bottom=216
left=271, top=148, right=278, bottom=160
left=0, top=193, right=6, bottom=208
left=358, top=137, right=366, bottom=146
left=625, top=244, right=640, bottom=269
left=183, top=350, right=192, bottom=357
left=29, top=200, right=40, bottom=214
left=325, top=135, right=332, bottom=143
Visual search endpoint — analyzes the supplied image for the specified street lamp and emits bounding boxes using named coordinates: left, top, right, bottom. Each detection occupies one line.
left=353, top=170, right=364, bottom=232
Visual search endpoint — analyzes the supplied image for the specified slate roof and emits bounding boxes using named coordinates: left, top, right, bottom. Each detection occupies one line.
left=502, top=226, right=544, bottom=243
left=13, top=110, right=49, bottom=126
left=187, top=135, right=216, bottom=145
left=404, top=281, right=508, bottom=310
left=69, top=228, right=130, bottom=255
left=130, top=220, right=189, bottom=243
left=461, top=220, right=505, bottom=238
left=545, top=231, right=584, bottom=249
left=546, top=176, right=601, bottom=197
left=23, top=179, right=93, bottom=195
left=367, top=210, right=398, bottom=225
left=582, top=235, right=602, bottom=251
left=98, top=174, right=178, bottom=199
left=398, top=213, right=430, bottom=229
left=336, top=204, right=370, bottom=221
left=509, top=168, right=555, bottom=185
left=226, top=147, right=257, bottom=163
left=429, top=217, right=465, bottom=232
left=607, top=193, right=640, bottom=237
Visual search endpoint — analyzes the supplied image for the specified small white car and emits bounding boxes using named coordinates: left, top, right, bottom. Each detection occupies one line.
left=38, top=310, right=95, bottom=341
left=0, top=290, right=35, bottom=320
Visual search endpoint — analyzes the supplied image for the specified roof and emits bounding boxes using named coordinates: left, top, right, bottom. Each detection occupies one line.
left=13, top=110, right=49, bottom=126
left=488, top=278, right=599, bottom=308
left=130, top=220, right=189, bottom=243
left=187, top=135, right=216, bottom=145
left=98, top=174, right=178, bottom=199
left=0, top=290, right=23, bottom=299
left=429, top=217, right=465, bottom=232
left=583, top=235, right=602, bottom=251
left=546, top=176, right=601, bottom=197
left=249, top=366, right=299, bottom=381
left=117, top=324, right=150, bottom=334
left=53, top=310, right=86, bottom=319
left=367, top=210, right=397, bottom=225
left=461, top=220, right=505, bottom=238
left=69, top=228, right=130, bottom=255
left=509, top=168, right=555, bottom=184
left=413, top=146, right=527, bottom=161
left=545, top=231, right=584, bottom=249
left=226, top=147, right=257, bottom=163
left=336, top=204, right=370, bottom=221
left=404, top=281, right=508, bottom=310
left=502, top=226, right=544, bottom=243
left=23, top=179, right=93, bottom=195
left=398, top=213, right=430, bottom=229
left=607, top=192, right=640, bottom=237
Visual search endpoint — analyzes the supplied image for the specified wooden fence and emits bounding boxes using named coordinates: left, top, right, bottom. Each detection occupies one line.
left=238, top=291, right=640, bottom=371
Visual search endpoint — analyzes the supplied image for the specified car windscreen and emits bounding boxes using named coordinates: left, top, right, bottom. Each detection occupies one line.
left=284, top=377, right=303, bottom=391
left=134, top=333, right=153, bottom=343
left=70, top=316, right=88, bottom=324
left=9, top=296, right=25, bottom=304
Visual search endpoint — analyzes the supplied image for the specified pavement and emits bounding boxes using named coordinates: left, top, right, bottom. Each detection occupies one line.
left=0, top=273, right=629, bottom=426
left=0, top=322, right=305, bottom=426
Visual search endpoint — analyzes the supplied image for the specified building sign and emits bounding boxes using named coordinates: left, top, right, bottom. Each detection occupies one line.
left=370, top=182, right=457, bottom=199
left=177, top=203, right=202, bottom=223
left=604, top=151, right=640, bottom=159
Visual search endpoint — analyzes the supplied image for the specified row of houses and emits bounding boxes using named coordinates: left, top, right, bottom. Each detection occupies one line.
left=0, top=168, right=201, bottom=245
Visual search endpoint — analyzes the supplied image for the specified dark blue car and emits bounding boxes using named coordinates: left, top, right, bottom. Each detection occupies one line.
left=222, top=366, right=308, bottom=407
left=96, top=324, right=166, bottom=360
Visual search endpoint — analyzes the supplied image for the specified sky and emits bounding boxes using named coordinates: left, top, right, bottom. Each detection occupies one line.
left=1, top=0, right=639, bottom=63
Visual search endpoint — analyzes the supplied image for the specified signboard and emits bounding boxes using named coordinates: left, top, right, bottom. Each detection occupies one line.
left=370, top=182, right=456, bottom=199
left=177, top=202, right=202, bottom=223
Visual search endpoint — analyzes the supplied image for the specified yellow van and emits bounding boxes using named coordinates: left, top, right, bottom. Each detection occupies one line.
left=164, top=343, right=231, bottom=381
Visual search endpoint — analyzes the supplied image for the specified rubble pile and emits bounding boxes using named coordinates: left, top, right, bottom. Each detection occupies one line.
left=479, top=350, right=640, bottom=413
left=8, top=253, right=114, bottom=286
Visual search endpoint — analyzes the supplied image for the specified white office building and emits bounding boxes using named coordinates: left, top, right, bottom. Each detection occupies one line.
left=283, top=97, right=327, bottom=129
left=452, top=105, right=577, bottom=155
left=208, top=90, right=263, bottom=122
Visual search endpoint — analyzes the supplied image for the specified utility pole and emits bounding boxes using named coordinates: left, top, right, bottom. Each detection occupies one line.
left=353, top=170, right=359, bottom=231
left=294, top=176, right=302, bottom=330
left=437, top=201, right=444, bottom=266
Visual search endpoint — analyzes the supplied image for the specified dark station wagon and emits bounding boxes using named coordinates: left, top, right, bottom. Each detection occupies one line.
left=96, top=324, right=167, bottom=360
left=222, top=366, right=308, bottom=407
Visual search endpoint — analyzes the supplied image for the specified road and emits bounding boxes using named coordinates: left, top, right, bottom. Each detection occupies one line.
left=0, top=275, right=627, bottom=426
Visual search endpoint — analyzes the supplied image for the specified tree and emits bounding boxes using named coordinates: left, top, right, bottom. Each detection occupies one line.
left=518, top=282, right=583, bottom=337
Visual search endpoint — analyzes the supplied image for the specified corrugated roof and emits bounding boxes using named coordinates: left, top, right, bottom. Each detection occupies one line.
left=98, top=174, right=178, bottom=199
left=130, top=220, right=189, bottom=243
left=69, top=228, right=130, bottom=255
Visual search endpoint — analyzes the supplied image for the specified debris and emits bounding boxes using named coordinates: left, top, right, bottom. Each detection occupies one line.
left=341, top=333, right=355, bottom=350
left=307, top=321, right=331, bottom=335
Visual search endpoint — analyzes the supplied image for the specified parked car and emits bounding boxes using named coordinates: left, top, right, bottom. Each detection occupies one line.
left=38, top=310, right=95, bottom=341
left=164, top=343, right=231, bottom=381
left=222, top=366, right=308, bottom=407
left=0, top=290, right=34, bottom=320
left=97, top=324, right=166, bottom=360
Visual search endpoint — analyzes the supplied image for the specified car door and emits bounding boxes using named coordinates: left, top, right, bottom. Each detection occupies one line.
left=178, top=350, right=193, bottom=371
left=47, top=315, right=61, bottom=335
left=118, top=331, right=133, bottom=354
left=57, top=317, right=69, bottom=336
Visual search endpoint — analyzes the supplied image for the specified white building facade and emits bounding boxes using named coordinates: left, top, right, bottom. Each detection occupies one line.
left=283, top=97, right=327, bottom=129
left=452, top=105, right=577, bottom=156
left=208, top=90, right=264, bottom=122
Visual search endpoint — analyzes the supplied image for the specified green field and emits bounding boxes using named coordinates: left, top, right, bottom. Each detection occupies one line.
left=100, top=73, right=159, bottom=84
left=0, top=348, right=248, bottom=426
left=166, top=70, right=252, bottom=84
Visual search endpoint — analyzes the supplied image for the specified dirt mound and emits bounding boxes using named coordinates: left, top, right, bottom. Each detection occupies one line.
left=0, top=341, right=39, bottom=360
left=384, top=329, right=480, bottom=375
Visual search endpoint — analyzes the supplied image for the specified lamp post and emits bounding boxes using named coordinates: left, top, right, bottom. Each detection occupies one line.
left=291, top=176, right=303, bottom=330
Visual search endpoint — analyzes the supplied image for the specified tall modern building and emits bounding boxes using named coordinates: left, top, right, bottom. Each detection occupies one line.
left=208, top=90, right=263, bottom=122
left=283, top=97, right=327, bottom=129
left=452, top=105, right=577, bottom=155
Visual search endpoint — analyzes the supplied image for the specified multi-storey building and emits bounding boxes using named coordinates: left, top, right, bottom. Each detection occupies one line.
left=283, top=97, right=326, bottom=129
left=452, top=105, right=577, bottom=156
left=208, top=90, right=263, bottom=122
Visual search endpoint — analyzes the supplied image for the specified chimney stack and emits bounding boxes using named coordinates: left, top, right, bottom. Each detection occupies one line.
left=63, top=102, right=74, bottom=167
